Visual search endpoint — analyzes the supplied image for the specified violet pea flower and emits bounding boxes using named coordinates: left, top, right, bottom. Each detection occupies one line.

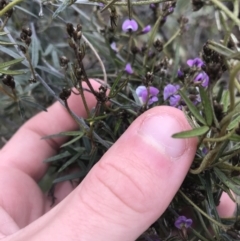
left=163, top=84, right=180, bottom=100
left=141, top=25, right=151, bottom=34
left=187, top=57, right=204, bottom=68
left=194, top=71, right=209, bottom=87
left=136, top=86, right=159, bottom=105
left=122, top=19, right=138, bottom=32
left=125, top=63, right=133, bottom=74
left=174, top=216, right=193, bottom=229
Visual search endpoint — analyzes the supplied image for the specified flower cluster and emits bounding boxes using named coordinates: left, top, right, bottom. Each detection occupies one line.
left=187, top=57, right=209, bottom=87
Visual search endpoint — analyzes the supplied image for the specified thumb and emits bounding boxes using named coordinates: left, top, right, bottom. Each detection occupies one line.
left=11, top=106, right=198, bottom=241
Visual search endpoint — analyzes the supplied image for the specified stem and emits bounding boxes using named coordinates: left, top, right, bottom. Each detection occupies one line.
left=92, top=0, right=170, bottom=6
left=209, top=0, right=240, bottom=26
left=179, top=190, right=229, bottom=230
left=163, top=28, right=181, bottom=49
left=0, top=0, right=24, bottom=16
left=0, top=85, right=15, bottom=99
left=229, top=63, right=240, bottom=111
left=203, top=128, right=236, bottom=143
left=82, top=34, right=107, bottom=84
left=0, top=16, right=9, bottom=31
left=190, top=147, right=218, bottom=174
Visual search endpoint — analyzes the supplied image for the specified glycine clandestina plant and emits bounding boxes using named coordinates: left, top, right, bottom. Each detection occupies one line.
left=1, top=0, right=240, bottom=240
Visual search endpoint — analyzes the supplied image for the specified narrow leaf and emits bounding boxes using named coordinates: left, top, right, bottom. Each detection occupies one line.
left=179, top=89, right=207, bottom=125
left=61, top=133, right=84, bottom=147
left=221, top=90, right=229, bottom=112
left=20, top=98, right=47, bottom=112
left=0, top=41, right=17, bottom=45
left=227, top=114, right=240, bottom=130
left=58, top=151, right=83, bottom=172
left=0, top=58, right=24, bottom=69
left=214, top=167, right=240, bottom=196
left=101, top=0, right=118, bottom=13
left=172, top=126, right=209, bottom=138
left=52, top=0, right=76, bottom=19
left=199, top=86, right=213, bottom=126
left=109, top=71, right=124, bottom=98
left=0, top=69, right=25, bottom=75
left=207, top=41, right=235, bottom=58
left=44, top=151, right=71, bottom=163
left=42, top=131, right=84, bottom=139
left=0, top=32, right=8, bottom=36
left=31, top=25, right=39, bottom=67
left=229, top=134, right=240, bottom=142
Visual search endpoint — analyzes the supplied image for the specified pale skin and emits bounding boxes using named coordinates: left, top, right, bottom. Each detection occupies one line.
left=0, top=80, right=236, bottom=240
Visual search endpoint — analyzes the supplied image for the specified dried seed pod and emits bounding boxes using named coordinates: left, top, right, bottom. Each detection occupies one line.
left=66, top=23, right=74, bottom=37
left=60, top=56, right=69, bottom=68
left=19, top=45, right=26, bottom=54
left=22, top=27, right=32, bottom=37
left=153, top=39, right=163, bottom=52
left=59, top=87, right=71, bottom=101
left=192, top=0, right=204, bottom=12
left=2, top=75, right=15, bottom=89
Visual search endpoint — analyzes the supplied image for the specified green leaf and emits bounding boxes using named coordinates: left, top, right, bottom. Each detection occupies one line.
left=44, top=151, right=71, bottom=163
left=0, top=46, right=22, bottom=60
left=52, top=0, right=77, bottom=19
left=20, top=98, right=47, bottom=112
left=207, top=41, right=235, bottom=58
left=18, top=100, right=25, bottom=119
left=109, top=71, right=124, bottom=98
left=0, top=58, right=24, bottom=69
left=221, top=90, right=229, bottom=113
left=58, top=151, right=83, bottom=172
left=0, top=41, right=17, bottom=45
left=31, top=24, right=40, bottom=68
left=199, top=86, right=213, bottom=126
left=101, top=0, right=118, bottom=13
left=227, top=114, right=240, bottom=130
left=172, top=126, right=209, bottom=138
left=61, top=133, right=84, bottom=147
left=36, top=65, right=63, bottom=78
left=229, top=134, right=240, bottom=142
left=214, top=167, right=240, bottom=196
left=0, top=32, right=8, bottom=36
left=42, top=131, right=84, bottom=139
left=179, top=89, right=207, bottom=125
left=0, top=69, right=26, bottom=75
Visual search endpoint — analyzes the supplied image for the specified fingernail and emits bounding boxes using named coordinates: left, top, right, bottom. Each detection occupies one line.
left=139, top=113, right=187, bottom=158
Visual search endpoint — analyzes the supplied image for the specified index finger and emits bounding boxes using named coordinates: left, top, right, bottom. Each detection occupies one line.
left=0, top=80, right=100, bottom=181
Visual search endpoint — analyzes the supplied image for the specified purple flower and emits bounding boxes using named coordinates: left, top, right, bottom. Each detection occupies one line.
left=187, top=57, right=204, bottom=68
left=122, top=19, right=138, bottom=32
left=169, top=95, right=181, bottom=107
left=202, top=147, right=209, bottom=155
left=174, top=216, right=192, bottom=229
left=177, top=69, right=184, bottom=79
left=136, top=86, right=159, bottom=105
left=194, top=72, right=209, bottom=87
left=125, top=63, right=133, bottom=74
left=110, top=42, right=118, bottom=52
left=163, top=84, right=180, bottom=100
left=98, top=2, right=104, bottom=7
left=141, top=25, right=151, bottom=34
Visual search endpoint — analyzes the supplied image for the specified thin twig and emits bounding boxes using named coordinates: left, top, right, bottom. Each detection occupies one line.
left=82, top=34, right=107, bottom=84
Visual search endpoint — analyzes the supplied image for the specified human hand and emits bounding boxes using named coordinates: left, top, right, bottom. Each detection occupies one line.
left=0, top=80, right=235, bottom=240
